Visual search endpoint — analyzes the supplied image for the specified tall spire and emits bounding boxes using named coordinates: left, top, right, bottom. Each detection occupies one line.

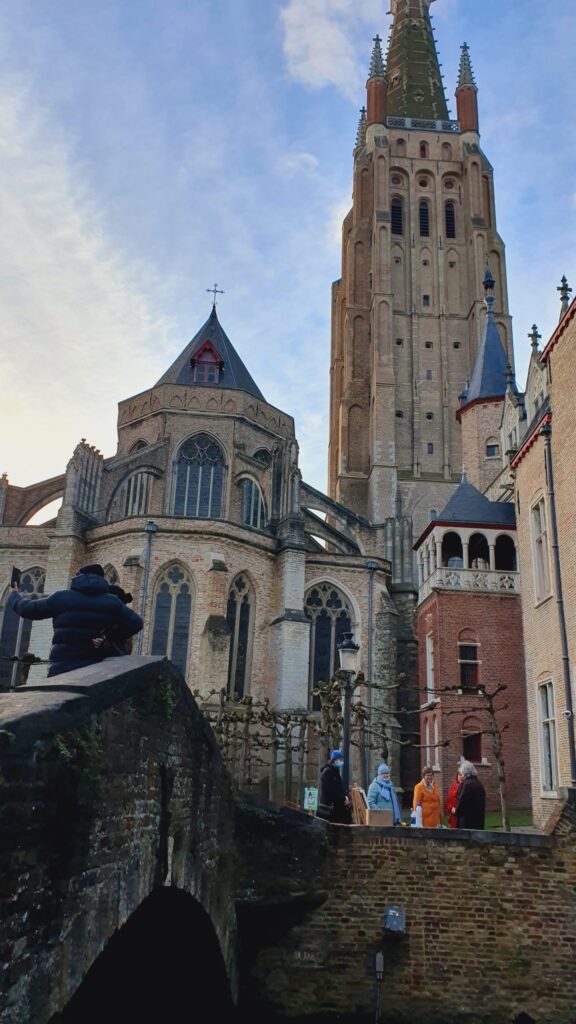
left=369, top=35, right=385, bottom=79
left=366, top=35, right=387, bottom=126
left=558, top=275, right=573, bottom=321
left=355, top=107, right=367, bottom=148
left=458, top=265, right=508, bottom=415
left=457, top=43, right=476, bottom=88
left=456, top=41, right=479, bottom=132
left=384, top=0, right=448, bottom=121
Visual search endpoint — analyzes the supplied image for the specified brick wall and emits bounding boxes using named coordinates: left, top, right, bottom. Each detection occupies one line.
left=417, top=589, right=530, bottom=813
left=240, top=800, right=576, bottom=1024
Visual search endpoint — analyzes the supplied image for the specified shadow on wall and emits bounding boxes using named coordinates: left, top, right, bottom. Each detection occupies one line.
left=48, top=888, right=234, bottom=1023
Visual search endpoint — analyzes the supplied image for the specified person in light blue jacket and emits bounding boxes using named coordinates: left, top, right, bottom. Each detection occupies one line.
left=367, top=763, right=402, bottom=824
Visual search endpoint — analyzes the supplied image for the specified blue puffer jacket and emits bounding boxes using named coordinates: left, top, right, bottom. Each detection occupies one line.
left=8, top=574, right=143, bottom=677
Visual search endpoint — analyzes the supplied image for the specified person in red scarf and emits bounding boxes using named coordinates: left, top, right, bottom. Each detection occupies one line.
left=446, top=767, right=463, bottom=829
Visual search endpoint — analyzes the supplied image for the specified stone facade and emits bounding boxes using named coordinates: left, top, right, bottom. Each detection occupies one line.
left=512, top=299, right=576, bottom=827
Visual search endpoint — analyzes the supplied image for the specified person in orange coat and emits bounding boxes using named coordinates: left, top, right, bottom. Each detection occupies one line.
left=445, top=768, right=463, bottom=829
left=413, top=766, right=442, bottom=828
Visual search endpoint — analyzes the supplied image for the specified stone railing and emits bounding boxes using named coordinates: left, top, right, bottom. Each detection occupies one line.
left=418, top=567, right=520, bottom=603
left=386, top=115, right=460, bottom=133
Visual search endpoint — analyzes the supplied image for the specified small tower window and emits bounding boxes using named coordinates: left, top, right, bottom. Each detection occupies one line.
left=445, top=201, right=456, bottom=239
left=396, top=138, right=406, bottom=157
left=191, top=340, right=223, bottom=384
left=395, top=411, right=404, bottom=419
left=426, top=412, right=434, bottom=421
left=423, top=295, right=431, bottom=307
left=425, top=341, right=433, bottom=349
left=453, top=342, right=461, bottom=350
left=419, top=178, right=429, bottom=189
left=419, top=200, right=430, bottom=237
left=426, top=369, right=432, bottom=380
left=395, top=338, right=404, bottom=347
left=420, top=142, right=429, bottom=159
left=391, top=198, right=404, bottom=236
left=391, top=174, right=403, bottom=186
left=486, top=442, right=500, bottom=458
left=427, top=443, right=434, bottom=455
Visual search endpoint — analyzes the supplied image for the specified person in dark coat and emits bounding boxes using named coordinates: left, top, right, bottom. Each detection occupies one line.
left=456, top=760, right=486, bottom=829
left=8, top=564, right=143, bottom=678
left=317, top=749, right=351, bottom=824
left=92, top=584, right=136, bottom=657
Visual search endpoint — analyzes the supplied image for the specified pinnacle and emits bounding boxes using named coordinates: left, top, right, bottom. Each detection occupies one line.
left=528, top=325, right=541, bottom=354
left=369, top=35, right=385, bottom=79
left=558, top=275, right=573, bottom=321
left=458, top=42, right=476, bottom=89
left=355, top=107, right=367, bottom=148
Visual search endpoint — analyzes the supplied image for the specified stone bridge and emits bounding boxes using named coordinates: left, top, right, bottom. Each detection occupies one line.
left=1, top=658, right=575, bottom=1024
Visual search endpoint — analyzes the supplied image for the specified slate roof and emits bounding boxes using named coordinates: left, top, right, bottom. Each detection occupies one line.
left=155, top=307, right=265, bottom=401
left=461, top=270, right=510, bottom=409
left=385, top=0, right=449, bottom=121
left=437, top=476, right=515, bottom=528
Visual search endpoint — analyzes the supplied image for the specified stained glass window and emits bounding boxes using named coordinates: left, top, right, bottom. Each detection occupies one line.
left=305, top=583, right=353, bottom=711
left=150, top=564, right=193, bottom=675
left=173, top=434, right=224, bottom=518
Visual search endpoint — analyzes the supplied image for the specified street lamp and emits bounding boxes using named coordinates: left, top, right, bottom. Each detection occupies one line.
left=337, top=631, right=360, bottom=793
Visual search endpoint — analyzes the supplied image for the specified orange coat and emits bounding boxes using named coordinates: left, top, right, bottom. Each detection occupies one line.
left=413, top=780, right=442, bottom=828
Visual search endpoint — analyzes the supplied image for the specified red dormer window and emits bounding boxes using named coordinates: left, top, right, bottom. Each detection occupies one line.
left=191, top=339, right=224, bottom=384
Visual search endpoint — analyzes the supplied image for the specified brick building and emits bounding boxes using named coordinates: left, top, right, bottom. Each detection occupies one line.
left=414, top=476, right=530, bottom=812
left=510, top=286, right=576, bottom=826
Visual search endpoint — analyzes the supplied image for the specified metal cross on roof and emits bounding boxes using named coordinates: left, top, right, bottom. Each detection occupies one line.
left=557, top=275, right=572, bottom=316
left=206, top=283, right=225, bottom=308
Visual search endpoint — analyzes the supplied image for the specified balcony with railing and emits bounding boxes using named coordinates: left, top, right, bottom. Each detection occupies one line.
left=419, top=565, right=520, bottom=604
left=386, top=116, right=460, bottom=134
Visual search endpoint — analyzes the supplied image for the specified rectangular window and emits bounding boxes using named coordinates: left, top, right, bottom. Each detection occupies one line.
left=539, top=681, right=558, bottom=791
left=423, top=294, right=431, bottom=307
left=486, top=444, right=499, bottom=458
left=459, top=644, right=479, bottom=690
left=531, top=498, right=551, bottom=602
left=427, top=443, right=434, bottom=455
left=462, top=732, right=482, bottom=763
left=425, top=633, right=435, bottom=700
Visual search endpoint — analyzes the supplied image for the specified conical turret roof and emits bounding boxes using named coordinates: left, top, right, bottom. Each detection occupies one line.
left=460, top=266, right=509, bottom=410
left=457, top=42, right=476, bottom=88
left=385, top=0, right=449, bottom=120
left=437, top=475, right=515, bottom=527
left=156, top=306, right=265, bottom=400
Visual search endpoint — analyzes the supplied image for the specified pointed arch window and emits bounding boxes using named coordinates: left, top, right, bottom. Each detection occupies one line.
left=150, top=564, right=193, bottom=675
left=173, top=434, right=225, bottom=518
left=420, top=142, right=429, bottom=159
left=445, top=201, right=456, bottom=239
left=119, top=471, right=153, bottom=518
left=305, top=583, right=354, bottom=710
left=226, top=576, right=253, bottom=700
left=391, top=198, right=403, bottom=236
left=241, top=479, right=266, bottom=530
left=419, top=200, right=430, bottom=237
left=0, top=567, right=46, bottom=689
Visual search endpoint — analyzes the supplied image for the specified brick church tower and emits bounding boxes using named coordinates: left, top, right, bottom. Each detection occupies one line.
left=328, top=0, right=514, bottom=551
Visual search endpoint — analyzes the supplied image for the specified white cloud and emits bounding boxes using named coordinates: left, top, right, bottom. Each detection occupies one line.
left=277, top=151, right=320, bottom=175
left=327, top=193, right=352, bottom=249
left=0, top=77, right=174, bottom=486
left=280, top=0, right=383, bottom=100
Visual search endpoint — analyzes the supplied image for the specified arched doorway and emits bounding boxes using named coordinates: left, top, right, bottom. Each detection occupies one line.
left=49, top=889, right=234, bottom=1023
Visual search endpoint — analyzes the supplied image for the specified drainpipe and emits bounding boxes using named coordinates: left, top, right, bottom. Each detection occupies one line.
left=136, top=520, right=158, bottom=655
left=541, top=422, right=576, bottom=786
left=364, top=561, right=377, bottom=790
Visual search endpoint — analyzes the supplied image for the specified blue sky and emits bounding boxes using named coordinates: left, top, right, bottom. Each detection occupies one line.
left=1, top=0, right=575, bottom=503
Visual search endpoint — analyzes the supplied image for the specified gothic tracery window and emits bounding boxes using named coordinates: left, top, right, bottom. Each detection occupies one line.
left=0, top=567, right=46, bottom=689
left=119, top=471, right=153, bottom=517
left=305, top=583, right=354, bottom=710
left=226, top=575, right=253, bottom=700
left=173, top=433, right=225, bottom=518
left=242, top=478, right=266, bottom=530
left=150, top=564, right=193, bottom=675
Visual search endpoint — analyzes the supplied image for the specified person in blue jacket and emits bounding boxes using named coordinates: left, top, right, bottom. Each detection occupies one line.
left=367, top=763, right=402, bottom=824
left=8, top=563, right=143, bottom=678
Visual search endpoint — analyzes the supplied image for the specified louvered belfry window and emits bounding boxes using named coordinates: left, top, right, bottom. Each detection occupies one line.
left=391, top=198, right=403, bottom=236
left=445, top=200, right=456, bottom=239
left=173, top=434, right=224, bottom=517
left=419, top=200, right=430, bottom=237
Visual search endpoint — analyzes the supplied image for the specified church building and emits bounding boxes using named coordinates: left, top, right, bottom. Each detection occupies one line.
left=1, top=0, right=570, bottom=820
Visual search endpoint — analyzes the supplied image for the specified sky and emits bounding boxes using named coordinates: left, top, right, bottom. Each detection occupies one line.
left=1, top=0, right=575, bottom=512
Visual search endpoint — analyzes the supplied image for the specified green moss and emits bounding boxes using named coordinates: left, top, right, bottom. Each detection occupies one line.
left=151, top=676, right=176, bottom=720
left=46, top=725, right=103, bottom=806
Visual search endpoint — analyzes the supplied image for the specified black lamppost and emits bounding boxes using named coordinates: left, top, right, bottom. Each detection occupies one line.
left=337, top=631, right=360, bottom=793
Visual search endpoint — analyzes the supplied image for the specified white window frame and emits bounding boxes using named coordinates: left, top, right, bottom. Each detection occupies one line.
left=531, top=497, right=552, bottom=604
left=539, top=680, right=558, bottom=793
